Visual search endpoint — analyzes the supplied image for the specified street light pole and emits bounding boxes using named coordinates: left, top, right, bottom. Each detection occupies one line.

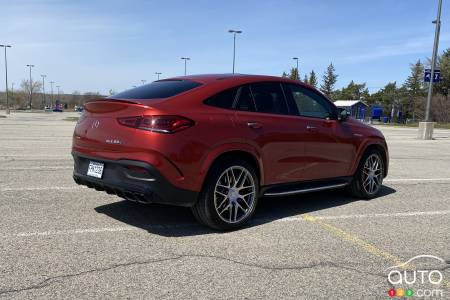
left=56, top=86, right=60, bottom=105
left=26, top=64, right=35, bottom=110
left=292, top=57, right=299, bottom=80
left=0, top=44, right=11, bottom=114
left=41, top=75, right=46, bottom=109
left=425, top=0, right=443, bottom=122
left=50, top=81, right=54, bottom=108
left=155, top=72, right=162, bottom=80
left=181, top=57, right=190, bottom=75
left=419, top=0, right=443, bottom=140
left=228, top=30, right=242, bottom=73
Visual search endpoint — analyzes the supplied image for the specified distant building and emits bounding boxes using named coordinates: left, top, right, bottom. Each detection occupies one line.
left=333, top=100, right=369, bottom=120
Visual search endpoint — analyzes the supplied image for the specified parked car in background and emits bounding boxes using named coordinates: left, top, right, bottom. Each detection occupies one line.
left=72, top=74, right=388, bottom=230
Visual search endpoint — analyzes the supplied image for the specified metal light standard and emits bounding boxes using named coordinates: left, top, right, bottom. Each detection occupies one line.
left=181, top=57, right=190, bottom=75
left=55, top=85, right=61, bottom=109
left=41, top=75, right=47, bottom=109
left=0, top=44, right=11, bottom=114
left=49, top=81, right=54, bottom=108
left=155, top=72, right=162, bottom=80
left=228, top=29, right=242, bottom=73
left=419, top=0, right=443, bottom=140
left=292, top=57, right=299, bottom=80
left=26, top=64, right=35, bottom=110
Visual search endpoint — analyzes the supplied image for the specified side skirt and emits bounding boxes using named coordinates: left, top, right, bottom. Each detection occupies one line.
left=260, top=177, right=352, bottom=197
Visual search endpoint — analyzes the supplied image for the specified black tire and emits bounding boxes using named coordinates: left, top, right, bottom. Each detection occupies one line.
left=347, top=149, right=384, bottom=199
left=191, top=158, right=259, bottom=230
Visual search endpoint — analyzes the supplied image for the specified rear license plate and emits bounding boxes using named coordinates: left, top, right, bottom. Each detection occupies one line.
left=87, top=161, right=104, bottom=178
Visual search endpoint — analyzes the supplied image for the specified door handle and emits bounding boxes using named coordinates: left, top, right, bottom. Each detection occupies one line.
left=247, top=122, right=262, bottom=129
left=306, top=125, right=317, bottom=131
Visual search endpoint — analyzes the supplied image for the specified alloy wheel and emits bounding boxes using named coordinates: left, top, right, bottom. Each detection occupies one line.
left=214, top=166, right=256, bottom=224
left=362, top=153, right=383, bottom=195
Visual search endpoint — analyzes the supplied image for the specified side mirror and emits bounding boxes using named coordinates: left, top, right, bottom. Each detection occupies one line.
left=337, top=108, right=349, bottom=121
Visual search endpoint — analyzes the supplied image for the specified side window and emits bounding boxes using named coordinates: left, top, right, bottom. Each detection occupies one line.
left=235, top=85, right=256, bottom=112
left=204, top=87, right=239, bottom=109
left=250, top=82, right=288, bottom=115
left=286, top=84, right=334, bottom=119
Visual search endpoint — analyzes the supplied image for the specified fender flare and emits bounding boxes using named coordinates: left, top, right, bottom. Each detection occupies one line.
left=196, top=143, right=264, bottom=189
left=350, top=137, right=388, bottom=176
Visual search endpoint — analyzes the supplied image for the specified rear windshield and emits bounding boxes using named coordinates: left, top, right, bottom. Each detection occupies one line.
left=110, top=80, right=202, bottom=99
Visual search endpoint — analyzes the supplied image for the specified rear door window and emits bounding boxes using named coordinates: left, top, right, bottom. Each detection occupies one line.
left=111, top=80, right=202, bottom=99
left=235, top=85, right=256, bottom=112
left=204, top=87, right=239, bottom=109
left=250, top=82, right=288, bottom=115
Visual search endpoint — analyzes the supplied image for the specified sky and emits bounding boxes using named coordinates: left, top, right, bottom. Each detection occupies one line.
left=1, top=0, right=449, bottom=95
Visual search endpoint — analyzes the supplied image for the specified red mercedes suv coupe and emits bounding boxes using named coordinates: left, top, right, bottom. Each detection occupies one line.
left=72, top=74, right=388, bottom=230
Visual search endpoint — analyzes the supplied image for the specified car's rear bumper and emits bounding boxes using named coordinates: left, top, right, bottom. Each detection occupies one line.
left=72, top=152, right=198, bottom=207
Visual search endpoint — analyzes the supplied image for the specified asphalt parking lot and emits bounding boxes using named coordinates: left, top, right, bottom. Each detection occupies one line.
left=1, top=112, right=449, bottom=299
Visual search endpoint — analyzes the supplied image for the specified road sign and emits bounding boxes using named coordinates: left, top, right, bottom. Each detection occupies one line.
left=424, top=69, right=441, bottom=82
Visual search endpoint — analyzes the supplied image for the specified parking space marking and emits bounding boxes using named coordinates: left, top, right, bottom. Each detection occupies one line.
left=1, top=186, right=84, bottom=192
left=302, top=213, right=403, bottom=265
left=1, top=176, right=450, bottom=193
left=301, top=214, right=450, bottom=290
left=4, top=209, right=450, bottom=239
left=0, top=166, right=72, bottom=171
left=280, top=210, right=450, bottom=221
left=385, top=178, right=450, bottom=183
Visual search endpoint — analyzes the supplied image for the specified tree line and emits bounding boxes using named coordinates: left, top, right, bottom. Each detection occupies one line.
left=282, top=48, right=450, bottom=123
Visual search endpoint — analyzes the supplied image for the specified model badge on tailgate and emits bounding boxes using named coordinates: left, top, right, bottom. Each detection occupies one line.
left=105, top=139, right=122, bottom=144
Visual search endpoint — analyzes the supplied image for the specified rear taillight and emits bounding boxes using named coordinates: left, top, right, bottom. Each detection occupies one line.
left=117, top=115, right=194, bottom=133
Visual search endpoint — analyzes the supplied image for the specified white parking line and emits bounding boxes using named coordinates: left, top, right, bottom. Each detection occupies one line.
left=1, top=177, right=449, bottom=193
left=1, top=186, right=84, bottom=192
left=0, top=166, right=72, bottom=171
left=5, top=210, right=450, bottom=238
left=384, top=178, right=450, bottom=183
left=278, top=210, right=450, bottom=222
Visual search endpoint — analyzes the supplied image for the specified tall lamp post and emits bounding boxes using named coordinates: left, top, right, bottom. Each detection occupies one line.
left=49, top=81, right=54, bottom=108
left=181, top=57, right=190, bottom=75
left=155, top=72, right=162, bottom=80
left=56, top=85, right=61, bottom=109
left=26, top=64, right=35, bottom=110
left=419, top=0, right=443, bottom=140
left=41, top=75, right=47, bottom=109
left=0, top=44, right=11, bottom=114
left=292, top=57, right=299, bottom=80
left=228, top=29, right=242, bottom=73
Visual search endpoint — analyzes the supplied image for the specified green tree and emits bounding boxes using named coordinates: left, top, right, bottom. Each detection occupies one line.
left=435, top=48, right=450, bottom=96
left=403, top=60, right=425, bottom=120
left=309, top=70, right=318, bottom=87
left=320, top=63, right=338, bottom=98
left=289, top=67, right=299, bottom=80
left=282, top=68, right=300, bottom=80
left=370, top=82, right=398, bottom=114
left=334, top=80, right=369, bottom=100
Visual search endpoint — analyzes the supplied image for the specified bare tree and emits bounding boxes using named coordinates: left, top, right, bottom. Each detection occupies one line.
left=20, top=79, right=43, bottom=109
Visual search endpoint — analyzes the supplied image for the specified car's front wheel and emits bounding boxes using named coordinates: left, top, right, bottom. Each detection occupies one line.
left=348, top=149, right=384, bottom=199
left=191, top=159, right=259, bottom=230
